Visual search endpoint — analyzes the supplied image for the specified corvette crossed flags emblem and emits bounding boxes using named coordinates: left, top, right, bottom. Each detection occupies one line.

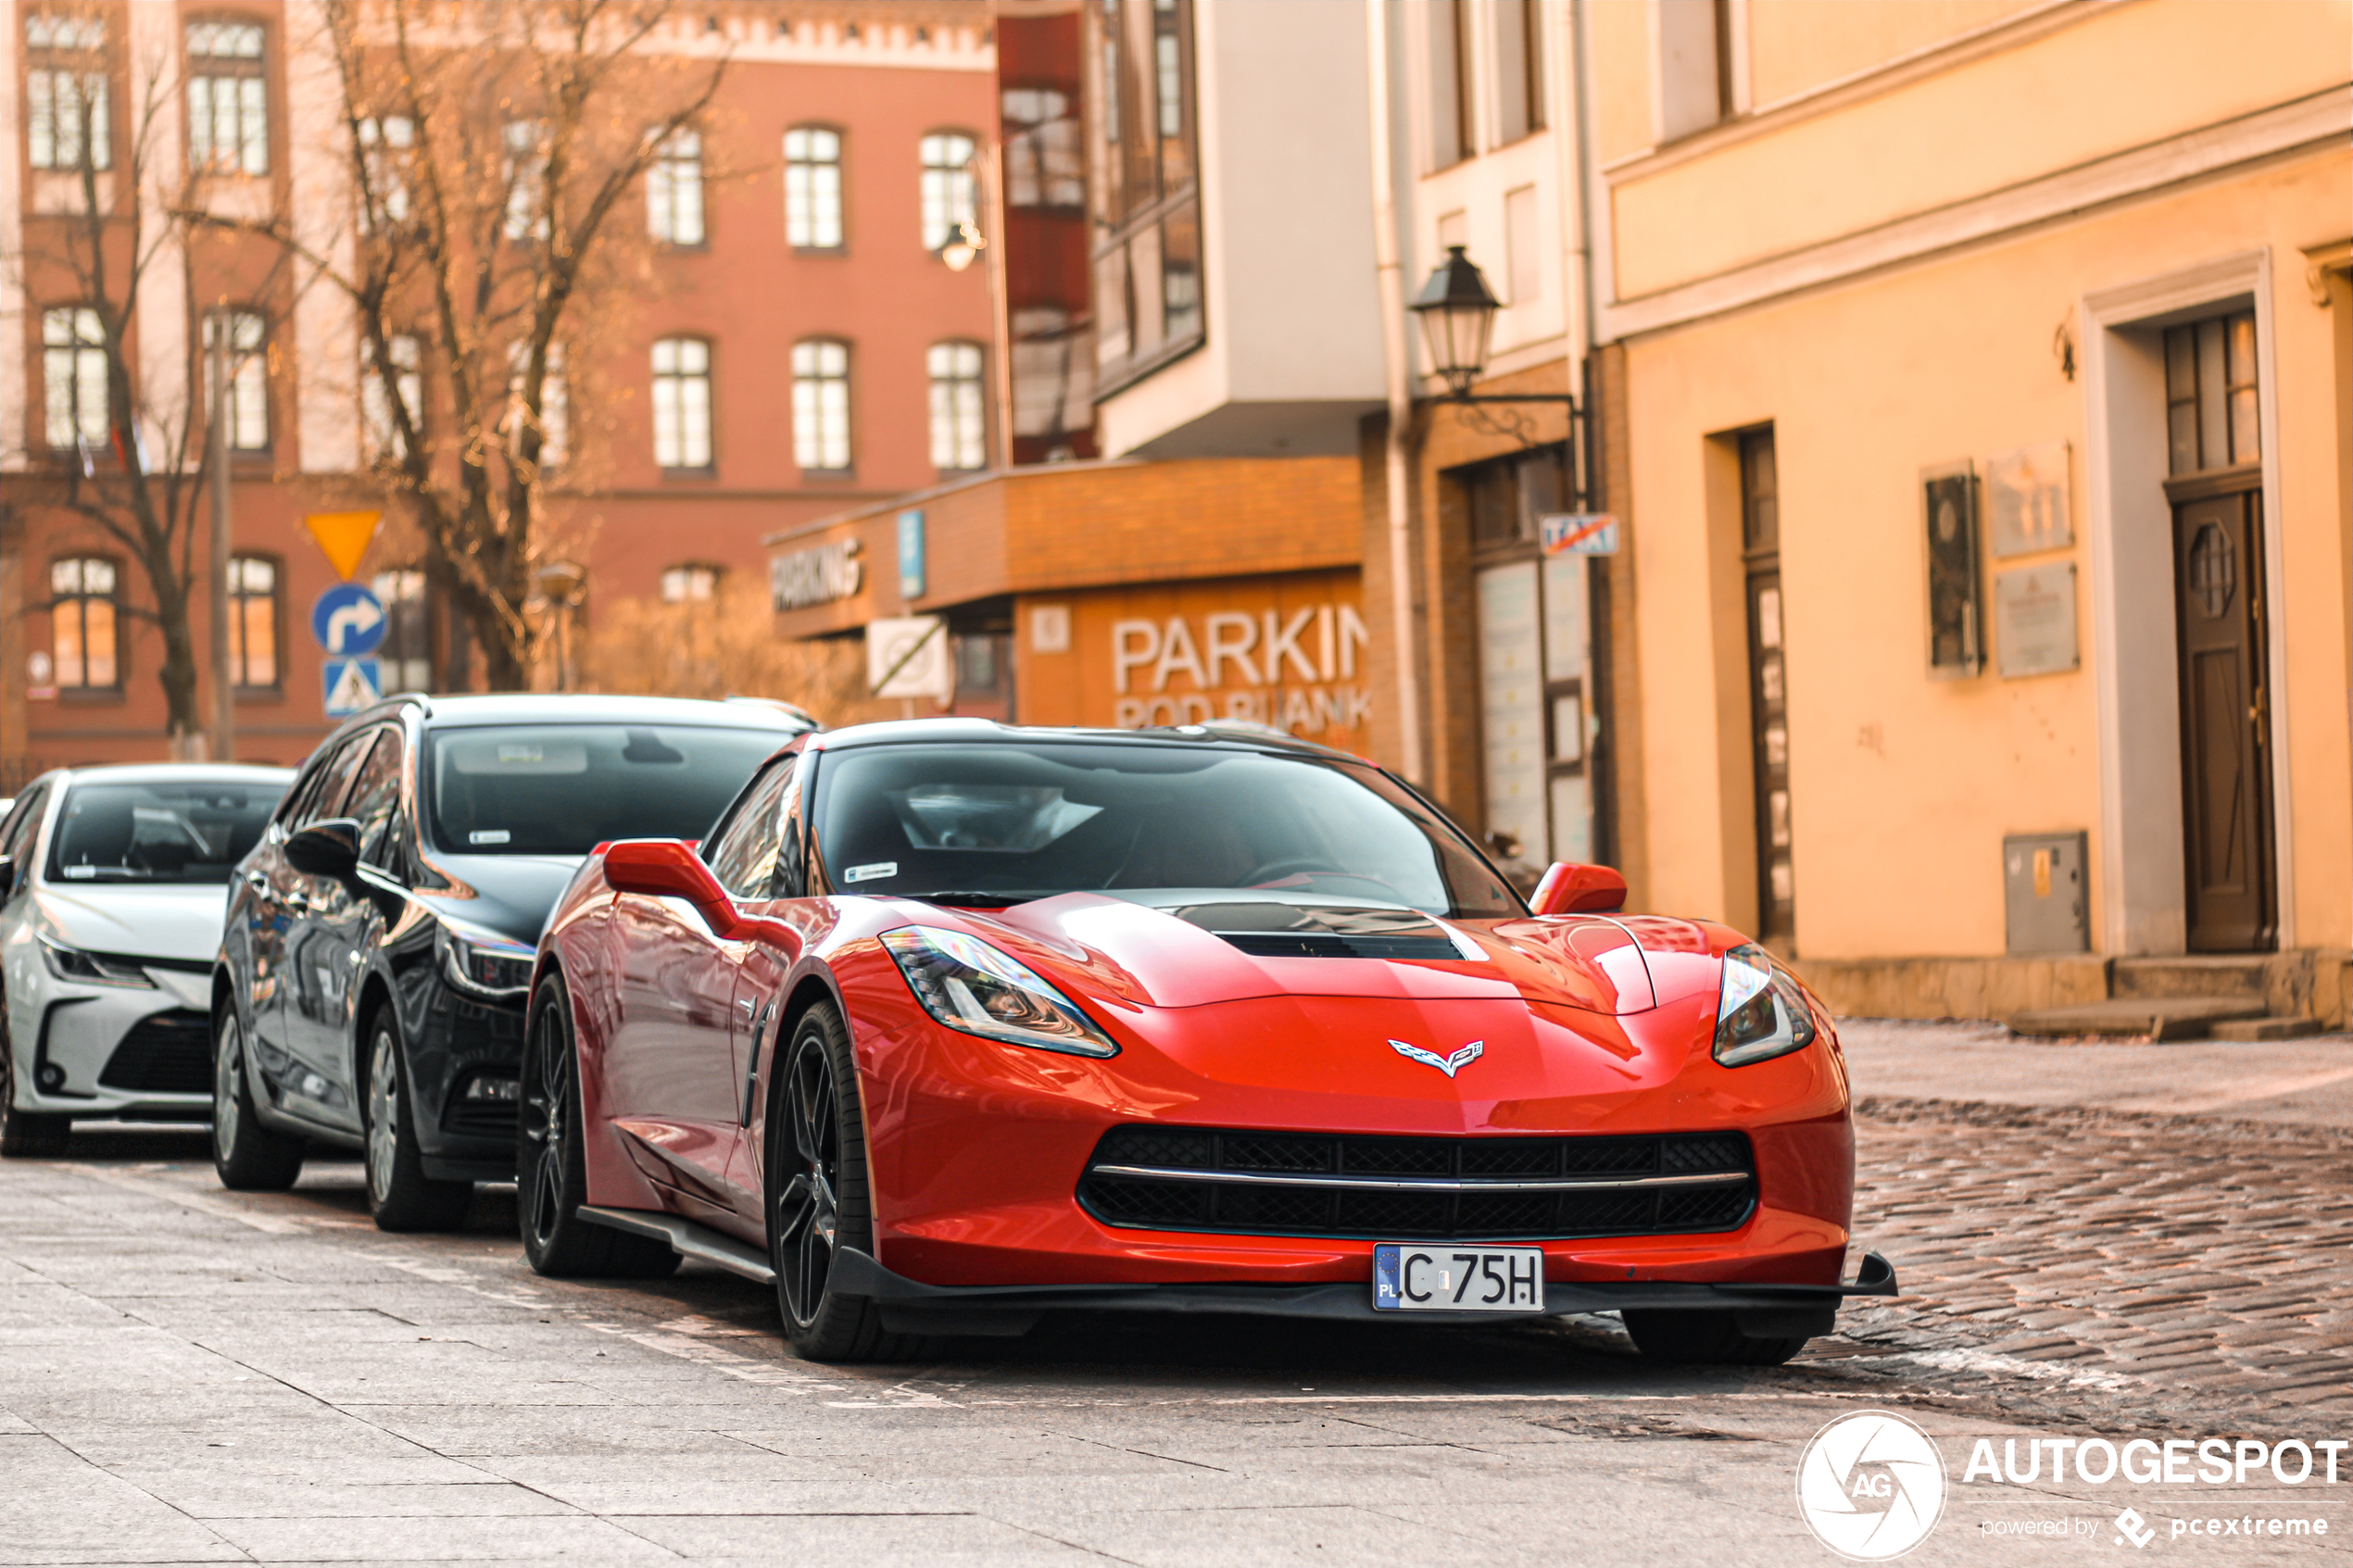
left=1389, top=1039, right=1485, bottom=1078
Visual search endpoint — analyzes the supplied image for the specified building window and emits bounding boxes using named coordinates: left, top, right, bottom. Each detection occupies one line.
left=784, top=126, right=843, bottom=249
left=1428, top=0, right=1473, bottom=167
left=1088, top=0, right=1202, bottom=394
left=27, top=12, right=110, bottom=172
left=508, top=341, right=567, bottom=470
left=1002, top=87, right=1083, bottom=209
left=362, top=333, right=421, bottom=459
left=356, top=115, right=413, bottom=227
left=651, top=337, right=712, bottom=470
left=1655, top=0, right=1737, bottom=143
left=502, top=119, right=547, bottom=241
left=227, top=555, right=278, bottom=688
left=1494, top=0, right=1544, bottom=143
left=42, top=306, right=108, bottom=450
left=185, top=19, right=267, bottom=175
left=50, top=557, right=119, bottom=690
left=791, top=339, right=850, bottom=473
left=927, top=342, right=987, bottom=471
left=372, top=570, right=431, bottom=691
left=203, top=308, right=269, bottom=451
left=2165, top=310, right=2260, bottom=476
left=661, top=564, right=722, bottom=604
left=647, top=128, right=704, bottom=245
left=919, top=131, right=977, bottom=252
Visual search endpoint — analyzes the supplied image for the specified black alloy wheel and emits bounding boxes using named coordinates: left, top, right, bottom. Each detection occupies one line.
left=1620, top=1307, right=1812, bottom=1367
left=766, top=1002, right=917, bottom=1362
left=516, top=974, right=676, bottom=1279
left=0, top=1006, right=70, bottom=1159
left=211, top=1004, right=303, bottom=1190
left=359, top=1009, right=473, bottom=1233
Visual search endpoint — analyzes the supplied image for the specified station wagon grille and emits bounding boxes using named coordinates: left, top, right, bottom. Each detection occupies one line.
left=1077, top=1125, right=1756, bottom=1242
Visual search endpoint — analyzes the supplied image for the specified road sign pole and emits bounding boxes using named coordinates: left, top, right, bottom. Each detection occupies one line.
left=208, top=320, right=234, bottom=762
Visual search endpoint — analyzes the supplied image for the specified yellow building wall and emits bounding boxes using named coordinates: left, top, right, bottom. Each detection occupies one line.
left=1746, top=0, right=2047, bottom=108
left=1610, top=0, right=2350, bottom=299
left=1622, top=149, right=2351, bottom=960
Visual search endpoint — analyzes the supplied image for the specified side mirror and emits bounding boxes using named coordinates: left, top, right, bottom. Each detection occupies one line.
left=285, top=819, right=361, bottom=880
left=1530, top=861, right=1629, bottom=916
left=603, top=839, right=737, bottom=933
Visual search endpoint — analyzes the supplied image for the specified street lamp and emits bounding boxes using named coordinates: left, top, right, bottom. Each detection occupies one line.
left=1408, top=245, right=1500, bottom=397
left=535, top=561, right=585, bottom=692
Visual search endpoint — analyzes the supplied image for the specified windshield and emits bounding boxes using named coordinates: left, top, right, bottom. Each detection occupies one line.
left=46, top=779, right=286, bottom=884
left=424, top=724, right=786, bottom=857
left=811, top=743, right=1522, bottom=917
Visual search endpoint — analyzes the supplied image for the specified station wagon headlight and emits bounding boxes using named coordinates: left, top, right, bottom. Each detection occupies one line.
left=437, top=922, right=535, bottom=1000
left=881, top=925, right=1117, bottom=1059
left=40, top=936, right=155, bottom=988
left=1712, top=944, right=1818, bottom=1068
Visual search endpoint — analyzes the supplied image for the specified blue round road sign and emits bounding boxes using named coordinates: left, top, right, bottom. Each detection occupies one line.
left=312, top=583, right=387, bottom=656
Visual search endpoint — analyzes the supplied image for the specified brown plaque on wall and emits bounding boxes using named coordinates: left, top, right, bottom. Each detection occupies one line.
left=1922, top=463, right=1982, bottom=678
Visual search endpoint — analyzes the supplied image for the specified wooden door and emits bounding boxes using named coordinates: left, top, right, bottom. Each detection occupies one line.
left=2171, top=488, right=2273, bottom=951
left=1741, top=430, right=1793, bottom=947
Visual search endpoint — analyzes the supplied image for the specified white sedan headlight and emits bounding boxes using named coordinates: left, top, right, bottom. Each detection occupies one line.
left=881, top=925, right=1116, bottom=1059
left=40, top=935, right=155, bottom=988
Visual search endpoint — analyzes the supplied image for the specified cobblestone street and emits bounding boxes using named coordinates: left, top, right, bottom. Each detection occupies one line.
left=2, top=1023, right=2351, bottom=1563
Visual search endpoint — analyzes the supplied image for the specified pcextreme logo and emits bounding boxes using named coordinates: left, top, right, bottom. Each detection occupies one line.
left=1797, top=1411, right=1950, bottom=1561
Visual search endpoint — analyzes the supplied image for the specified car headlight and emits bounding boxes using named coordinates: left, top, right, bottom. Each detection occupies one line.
left=40, top=936, right=155, bottom=988
left=437, top=922, right=535, bottom=1000
left=1712, top=943, right=1818, bottom=1068
left=881, top=925, right=1117, bottom=1059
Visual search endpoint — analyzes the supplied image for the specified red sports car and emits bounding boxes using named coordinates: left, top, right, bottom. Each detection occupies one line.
left=520, top=721, right=1893, bottom=1363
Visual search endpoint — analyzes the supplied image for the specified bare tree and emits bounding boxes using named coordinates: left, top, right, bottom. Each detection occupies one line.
left=228, top=0, right=726, bottom=690
left=6, top=6, right=250, bottom=752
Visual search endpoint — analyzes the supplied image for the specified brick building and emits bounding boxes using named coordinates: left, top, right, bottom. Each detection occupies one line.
left=0, top=0, right=995, bottom=774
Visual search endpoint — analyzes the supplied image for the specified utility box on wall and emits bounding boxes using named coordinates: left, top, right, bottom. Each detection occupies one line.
left=2005, top=832, right=2089, bottom=954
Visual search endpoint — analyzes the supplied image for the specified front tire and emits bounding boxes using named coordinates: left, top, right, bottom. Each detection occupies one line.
left=517, top=973, right=677, bottom=1280
left=361, top=1010, right=473, bottom=1233
left=767, top=1002, right=918, bottom=1363
left=0, top=1008, right=69, bottom=1159
left=1620, top=1308, right=1810, bottom=1367
left=212, top=1006, right=302, bottom=1190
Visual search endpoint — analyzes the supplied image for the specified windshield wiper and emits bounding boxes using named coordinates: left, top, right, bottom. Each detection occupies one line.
left=890, top=890, right=1042, bottom=908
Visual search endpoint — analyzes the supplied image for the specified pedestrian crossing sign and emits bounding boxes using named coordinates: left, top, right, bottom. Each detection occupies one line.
left=322, top=657, right=384, bottom=716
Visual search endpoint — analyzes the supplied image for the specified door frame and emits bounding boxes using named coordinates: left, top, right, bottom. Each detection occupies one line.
left=2082, top=249, right=2293, bottom=954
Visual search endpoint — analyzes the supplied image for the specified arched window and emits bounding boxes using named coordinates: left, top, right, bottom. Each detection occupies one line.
left=919, top=131, right=976, bottom=252
left=26, top=11, right=111, bottom=172
left=784, top=126, right=843, bottom=249
left=651, top=337, right=713, bottom=470
left=185, top=18, right=268, bottom=174
left=791, top=339, right=851, bottom=473
left=927, top=342, right=987, bottom=471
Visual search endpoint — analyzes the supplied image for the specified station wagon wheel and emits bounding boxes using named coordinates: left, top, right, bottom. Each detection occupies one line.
left=210, top=1004, right=301, bottom=1189
left=764, top=1001, right=917, bottom=1362
left=359, top=1010, right=473, bottom=1233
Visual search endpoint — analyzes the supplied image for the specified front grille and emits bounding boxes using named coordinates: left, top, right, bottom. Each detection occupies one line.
left=99, top=1010, right=213, bottom=1095
left=441, top=1100, right=518, bottom=1136
left=1078, top=1125, right=1756, bottom=1241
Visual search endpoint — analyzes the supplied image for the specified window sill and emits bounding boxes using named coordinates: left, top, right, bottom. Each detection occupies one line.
left=233, top=686, right=285, bottom=705
left=659, top=466, right=719, bottom=482
left=798, top=469, right=859, bottom=484
left=790, top=245, right=849, bottom=257
left=655, top=240, right=711, bottom=255
left=57, top=686, right=125, bottom=705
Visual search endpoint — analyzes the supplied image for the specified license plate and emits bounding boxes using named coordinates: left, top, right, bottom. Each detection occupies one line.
left=1372, top=1244, right=1543, bottom=1312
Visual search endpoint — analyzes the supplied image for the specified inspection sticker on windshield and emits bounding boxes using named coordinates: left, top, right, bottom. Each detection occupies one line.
left=845, top=861, right=898, bottom=884
left=1373, top=1244, right=1543, bottom=1312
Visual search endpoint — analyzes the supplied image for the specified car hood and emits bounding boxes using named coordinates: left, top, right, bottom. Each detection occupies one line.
left=976, top=892, right=1725, bottom=1017
left=35, top=883, right=232, bottom=964
left=414, top=852, right=584, bottom=947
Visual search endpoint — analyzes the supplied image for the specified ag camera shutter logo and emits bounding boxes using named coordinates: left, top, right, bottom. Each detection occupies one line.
left=1796, top=1411, right=1948, bottom=1560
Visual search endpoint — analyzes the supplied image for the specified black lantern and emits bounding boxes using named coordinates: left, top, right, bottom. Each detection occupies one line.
left=1408, top=245, right=1501, bottom=398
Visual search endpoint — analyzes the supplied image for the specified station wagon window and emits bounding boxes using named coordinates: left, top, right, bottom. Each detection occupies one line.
left=284, top=733, right=371, bottom=829
left=341, top=728, right=407, bottom=869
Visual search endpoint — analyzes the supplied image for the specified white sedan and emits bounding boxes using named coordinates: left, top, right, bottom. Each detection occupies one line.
left=0, top=764, right=293, bottom=1156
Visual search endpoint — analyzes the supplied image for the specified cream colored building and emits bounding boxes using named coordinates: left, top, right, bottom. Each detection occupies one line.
left=1585, top=0, right=2351, bottom=1024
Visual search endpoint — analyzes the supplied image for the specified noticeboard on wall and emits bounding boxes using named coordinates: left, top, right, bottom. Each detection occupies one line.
left=1921, top=463, right=1982, bottom=678
left=1985, top=440, right=2072, bottom=558
left=1994, top=562, right=2080, bottom=678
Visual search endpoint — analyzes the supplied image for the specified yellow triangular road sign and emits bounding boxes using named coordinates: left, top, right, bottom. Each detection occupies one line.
left=305, top=511, right=382, bottom=581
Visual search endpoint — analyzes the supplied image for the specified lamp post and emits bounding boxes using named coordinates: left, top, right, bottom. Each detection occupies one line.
left=535, top=561, right=585, bottom=692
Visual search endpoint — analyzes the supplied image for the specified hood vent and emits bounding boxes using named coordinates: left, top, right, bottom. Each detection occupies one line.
left=1163, top=901, right=1466, bottom=961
